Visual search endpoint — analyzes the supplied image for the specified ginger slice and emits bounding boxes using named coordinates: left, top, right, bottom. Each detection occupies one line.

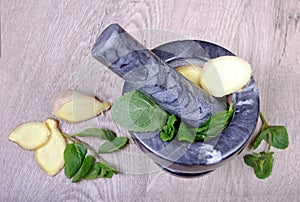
left=176, top=64, right=202, bottom=87
left=34, top=119, right=66, bottom=176
left=200, top=56, right=252, bottom=97
left=8, top=122, right=50, bottom=150
left=51, top=90, right=110, bottom=123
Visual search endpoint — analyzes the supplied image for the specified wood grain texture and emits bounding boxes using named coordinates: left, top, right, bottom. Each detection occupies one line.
left=0, top=0, right=2, bottom=57
left=1, top=0, right=300, bottom=201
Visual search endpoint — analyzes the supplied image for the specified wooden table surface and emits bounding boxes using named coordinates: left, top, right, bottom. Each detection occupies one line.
left=1, top=0, right=300, bottom=201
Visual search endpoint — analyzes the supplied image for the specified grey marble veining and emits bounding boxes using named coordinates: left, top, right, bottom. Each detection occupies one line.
left=125, top=78, right=259, bottom=166
left=91, top=24, right=259, bottom=175
left=92, top=23, right=225, bottom=127
left=124, top=40, right=259, bottom=175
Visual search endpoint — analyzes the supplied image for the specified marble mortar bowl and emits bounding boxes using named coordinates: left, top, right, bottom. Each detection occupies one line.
left=123, top=40, right=260, bottom=176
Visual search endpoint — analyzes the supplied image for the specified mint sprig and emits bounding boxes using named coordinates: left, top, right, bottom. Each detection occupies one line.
left=243, top=112, right=289, bottom=179
left=160, top=103, right=234, bottom=143
left=62, top=128, right=128, bottom=183
left=244, top=151, right=274, bottom=179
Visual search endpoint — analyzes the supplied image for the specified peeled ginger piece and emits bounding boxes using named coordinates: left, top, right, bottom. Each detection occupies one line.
left=200, top=56, right=252, bottom=97
left=176, top=64, right=202, bottom=87
left=34, top=119, right=66, bottom=176
left=51, top=90, right=110, bottom=123
left=8, top=122, right=50, bottom=150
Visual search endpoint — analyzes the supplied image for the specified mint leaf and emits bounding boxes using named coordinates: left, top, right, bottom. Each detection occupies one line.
left=111, top=90, right=167, bottom=132
left=76, top=128, right=116, bottom=141
left=195, top=103, right=234, bottom=141
left=160, top=115, right=178, bottom=141
left=161, top=104, right=234, bottom=143
left=196, top=123, right=210, bottom=134
left=166, top=114, right=177, bottom=125
left=99, top=166, right=107, bottom=178
left=72, top=155, right=95, bottom=183
left=253, top=127, right=268, bottom=149
left=128, top=91, right=154, bottom=128
left=83, top=161, right=118, bottom=180
left=265, top=126, right=289, bottom=149
left=244, top=151, right=274, bottom=179
left=103, top=171, right=113, bottom=178
left=98, top=137, right=128, bottom=153
left=64, top=143, right=87, bottom=178
left=84, top=162, right=101, bottom=180
left=177, top=122, right=197, bottom=143
left=98, top=161, right=118, bottom=178
left=253, top=126, right=289, bottom=150
left=160, top=125, right=175, bottom=141
left=99, top=161, right=119, bottom=174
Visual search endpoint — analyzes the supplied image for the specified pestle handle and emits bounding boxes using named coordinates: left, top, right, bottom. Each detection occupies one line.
left=92, top=23, right=225, bottom=127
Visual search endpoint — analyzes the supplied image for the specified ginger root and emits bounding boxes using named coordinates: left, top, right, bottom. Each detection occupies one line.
left=8, top=122, right=50, bottom=150
left=200, top=56, right=252, bottom=97
left=176, top=64, right=202, bottom=87
left=51, top=90, right=110, bottom=123
left=34, top=119, right=66, bottom=176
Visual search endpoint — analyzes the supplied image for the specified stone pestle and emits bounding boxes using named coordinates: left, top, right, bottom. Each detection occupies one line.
left=91, top=23, right=225, bottom=127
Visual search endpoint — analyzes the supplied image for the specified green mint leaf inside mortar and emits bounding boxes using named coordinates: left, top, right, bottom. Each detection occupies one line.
left=111, top=90, right=167, bottom=132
